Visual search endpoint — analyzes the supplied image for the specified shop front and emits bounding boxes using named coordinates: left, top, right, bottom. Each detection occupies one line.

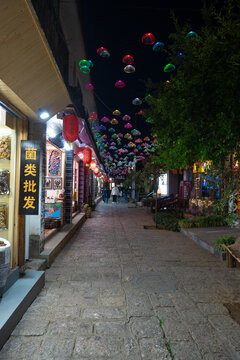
left=44, top=140, right=65, bottom=232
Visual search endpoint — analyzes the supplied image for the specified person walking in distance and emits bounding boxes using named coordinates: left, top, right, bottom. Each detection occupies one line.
left=111, top=185, right=120, bottom=203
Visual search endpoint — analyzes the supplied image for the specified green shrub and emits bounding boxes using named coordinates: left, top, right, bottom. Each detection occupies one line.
left=179, top=215, right=227, bottom=228
left=215, top=235, right=236, bottom=251
left=153, top=212, right=180, bottom=232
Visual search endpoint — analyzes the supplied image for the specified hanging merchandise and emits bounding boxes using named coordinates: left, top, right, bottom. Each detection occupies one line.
left=83, top=148, right=92, bottom=166
left=63, top=115, right=79, bottom=142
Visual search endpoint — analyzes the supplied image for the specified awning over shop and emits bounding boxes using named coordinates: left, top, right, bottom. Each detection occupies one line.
left=0, top=0, right=71, bottom=120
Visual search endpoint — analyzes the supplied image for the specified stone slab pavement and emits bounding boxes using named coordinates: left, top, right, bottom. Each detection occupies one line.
left=1, top=202, right=240, bottom=360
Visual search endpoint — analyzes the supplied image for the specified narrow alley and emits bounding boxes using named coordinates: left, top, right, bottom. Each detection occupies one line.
left=1, top=203, right=240, bottom=360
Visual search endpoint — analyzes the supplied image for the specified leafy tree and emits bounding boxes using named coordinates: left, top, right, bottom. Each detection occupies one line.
left=145, top=0, right=240, bottom=169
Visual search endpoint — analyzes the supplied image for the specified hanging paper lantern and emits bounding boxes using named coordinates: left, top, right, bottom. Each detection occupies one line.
left=78, top=59, right=91, bottom=74
left=186, top=31, right=198, bottom=38
left=135, top=138, right=143, bottom=144
left=90, top=160, right=97, bottom=170
left=142, top=33, right=155, bottom=45
left=115, top=80, right=125, bottom=88
left=63, top=114, right=79, bottom=142
left=83, top=148, right=92, bottom=166
left=88, top=60, right=94, bottom=68
left=138, top=110, right=143, bottom=115
left=124, top=133, right=132, bottom=140
left=144, top=136, right=150, bottom=142
left=131, top=129, right=141, bottom=136
left=117, top=133, right=123, bottom=138
left=112, top=133, right=118, bottom=139
left=99, top=125, right=106, bottom=131
left=146, top=117, right=154, bottom=124
left=85, top=83, right=94, bottom=91
left=101, top=116, right=110, bottom=123
left=124, top=65, right=135, bottom=74
left=163, top=63, right=176, bottom=72
left=110, top=118, right=118, bottom=125
left=97, top=47, right=110, bottom=57
left=152, top=42, right=165, bottom=51
left=108, top=128, right=115, bottom=133
left=124, top=123, right=132, bottom=129
left=128, top=142, right=135, bottom=148
left=112, top=109, right=121, bottom=116
left=122, top=54, right=134, bottom=64
left=88, top=112, right=98, bottom=121
left=122, top=114, right=131, bottom=121
left=133, top=98, right=142, bottom=106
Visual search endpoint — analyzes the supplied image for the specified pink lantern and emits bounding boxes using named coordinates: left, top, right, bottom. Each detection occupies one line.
left=124, top=123, right=132, bottom=129
left=135, top=138, right=143, bottom=144
left=115, top=80, right=125, bottom=88
left=144, top=136, right=150, bottom=142
left=85, top=83, right=94, bottom=91
left=101, top=116, right=110, bottom=123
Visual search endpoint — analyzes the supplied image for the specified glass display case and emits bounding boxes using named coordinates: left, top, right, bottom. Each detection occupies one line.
left=0, top=107, right=17, bottom=266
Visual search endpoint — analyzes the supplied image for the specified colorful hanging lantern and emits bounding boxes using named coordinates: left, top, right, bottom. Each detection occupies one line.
left=122, top=114, right=131, bottom=121
left=85, top=83, right=94, bottom=91
left=131, top=129, right=141, bottom=136
left=110, top=118, right=118, bottom=125
left=135, top=138, right=143, bottom=144
left=152, top=42, right=165, bottom=51
left=90, top=160, right=97, bottom=170
left=83, top=148, right=92, bottom=166
left=163, top=63, right=176, bottom=72
left=138, top=110, right=143, bottom=115
left=142, top=33, right=155, bottom=45
left=97, top=47, right=110, bottom=57
left=113, top=109, right=121, bottom=116
left=132, top=98, right=142, bottom=105
left=79, top=59, right=91, bottom=74
left=124, top=65, right=135, bottom=74
left=144, top=136, right=150, bottom=142
left=122, top=55, right=134, bottom=64
left=88, top=112, right=98, bottom=121
left=124, top=123, right=132, bottom=129
left=186, top=31, right=198, bottom=38
left=63, top=114, right=79, bottom=142
left=117, top=133, right=123, bottom=138
left=101, top=116, right=110, bottom=123
left=108, top=127, right=115, bottom=133
left=99, top=125, right=106, bottom=131
left=115, top=80, right=125, bottom=88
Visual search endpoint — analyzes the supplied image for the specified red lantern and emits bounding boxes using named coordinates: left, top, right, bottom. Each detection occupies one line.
left=90, top=160, right=97, bottom=170
left=83, top=148, right=92, bottom=166
left=63, top=115, right=79, bottom=142
left=142, top=33, right=156, bottom=45
left=94, top=166, right=100, bottom=175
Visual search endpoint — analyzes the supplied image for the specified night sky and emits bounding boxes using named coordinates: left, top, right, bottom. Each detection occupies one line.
left=78, top=0, right=203, bottom=173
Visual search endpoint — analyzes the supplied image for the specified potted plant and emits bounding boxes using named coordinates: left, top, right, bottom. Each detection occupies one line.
left=82, top=203, right=89, bottom=213
left=0, top=238, right=11, bottom=297
left=86, top=208, right=92, bottom=219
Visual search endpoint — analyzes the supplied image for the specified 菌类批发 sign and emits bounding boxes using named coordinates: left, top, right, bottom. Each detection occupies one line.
left=19, top=140, right=40, bottom=215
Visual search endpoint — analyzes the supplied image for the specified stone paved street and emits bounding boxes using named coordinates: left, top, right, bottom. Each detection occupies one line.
left=1, top=202, right=240, bottom=360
